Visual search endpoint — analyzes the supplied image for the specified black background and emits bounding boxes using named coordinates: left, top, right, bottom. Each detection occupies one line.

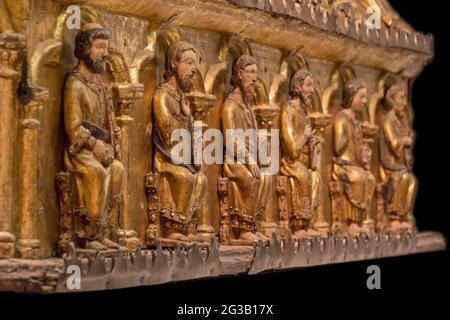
left=1, top=1, right=449, bottom=318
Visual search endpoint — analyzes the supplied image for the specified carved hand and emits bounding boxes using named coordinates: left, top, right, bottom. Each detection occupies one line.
left=92, top=140, right=114, bottom=167
left=310, top=135, right=322, bottom=146
left=248, top=163, right=261, bottom=179
left=403, top=136, right=413, bottom=147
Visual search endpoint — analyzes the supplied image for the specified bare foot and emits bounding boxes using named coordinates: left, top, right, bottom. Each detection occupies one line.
left=255, top=232, right=271, bottom=242
left=292, top=229, right=311, bottom=240
left=347, top=223, right=364, bottom=236
left=187, top=233, right=205, bottom=242
left=332, top=222, right=345, bottom=235
left=389, top=221, right=403, bottom=232
left=167, top=232, right=190, bottom=242
left=120, top=229, right=137, bottom=237
left=359, top=226, right=371, bottom=236
left=124, top=237, right=141, bottom=251
left=255, top=231, right=270, bottom=240
left=306, top=229, right=321, bottom=237
left=87, top=240, right=108, bottom=251
left=239, top=231, right=260, bottom=243
left=117, top=229, right=141, bottom=251
left=376, top=222, right=385, bottom=232
left=101, top=238, right=127, bottom=250
left=401, top=221, right=414, bottom=231
left=197, top=225, right=215, bottom=234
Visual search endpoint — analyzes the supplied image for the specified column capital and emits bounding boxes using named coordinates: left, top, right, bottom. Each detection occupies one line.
left=253, top=104, right=280, bottom=130
left=21, top=85, right=49, bottom=128
left=113, top=82, right=144, bottom=115
left=0, top=32, right=26, bottom=80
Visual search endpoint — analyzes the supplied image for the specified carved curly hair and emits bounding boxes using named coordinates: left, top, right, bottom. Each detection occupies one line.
left=289, top=69, right=312, bottom=97
left=230, top=55, right=257, bottom=87
left=74, top=28, right=109, bottom=60
left=384, top=84, right=404, bottom=110
left=163, top=41, right=196, bottom=80
left=341, top=79, right=366, bottom=109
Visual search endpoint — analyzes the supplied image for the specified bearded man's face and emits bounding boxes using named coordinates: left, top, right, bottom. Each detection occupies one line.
left=83, top=38, right=109, bottom=74
left=297, top=75, right=315, bottom=107
left=392, top=90, right=408, bottom=117
left=239, top=63, right=257, bottom=105
left=175, top=50, right=197, bottom=93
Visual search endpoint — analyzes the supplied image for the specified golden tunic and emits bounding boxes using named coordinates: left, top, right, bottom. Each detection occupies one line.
left=222, top=92, right=264, bottom=232
left=280, top=100, right=313, bottom=222
left=63, top=70, right=124, bottom=224
left=152, top=84, right=207, bottom=232
left=380, top=109, right=417, bottom=219
left=332, top=110, right=375, bottom=222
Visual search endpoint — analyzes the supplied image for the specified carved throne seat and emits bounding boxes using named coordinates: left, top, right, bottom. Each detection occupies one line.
left=329, top=171, right=368, bottom=235
left=56, top=171, right=130, bottom=254
left=144, top=172, right=199, bottom=248
left=218, top=177, right=264, bottom=246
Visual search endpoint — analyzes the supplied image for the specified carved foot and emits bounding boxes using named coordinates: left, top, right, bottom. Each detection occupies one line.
left=101, top=238, right=128, bottom=251
left=307, top=228, right=322, bottom=237
left=388, top=220, right=403, bottom=232
left=401, top=221, right=414, bottom=231
left=229, top=231, right=270, bottom=246
left=83, top=237, right=128, bottom=251
left=278, top=222, right=290, bottom=240
left=167, top=232, right=190, bottom=242
left=259, top=222, right=279, bottom=240
left=238, top=231, right=260, bottom=243
left=362, top=219, right=376, bottom=233
left=255, top=231, right=272, bottom=241
left=196, top=224, right=215, bottom=242
left=332, top=222, right=346, bottom=236
left=347, top=223, right=370, bottom=237
left=0, top=232, right=15, bottom=258
left=117, top=229, right=142, bottom=252
left=87, top=240, right=108, bottom=251
left=187, top=233, right=206, bottom=243
left=17, top=239, right=42, bottom=259
left=292, top=229, right=321, bottom=240
left=376, top=222, right=386, bottom=233
left=388, top=220, right=414, bottom=232
left=347, top=223, right=360, bottom=236
left=313, top=222, right=331, bottom=237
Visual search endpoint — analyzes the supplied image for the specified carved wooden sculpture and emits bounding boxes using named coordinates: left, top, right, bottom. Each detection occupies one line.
left=0, top=0, right=444, bottom=293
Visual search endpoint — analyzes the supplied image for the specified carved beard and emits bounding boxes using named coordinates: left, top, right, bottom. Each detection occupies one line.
left=83, top=52, right=106, bottom=74
left=299, top=90, right=312, bottom=109
left=177, top=69, right=194, bottom=93
left=394, top=104, right=407, bottom=119
left=241, top=82, right=257, bottom=106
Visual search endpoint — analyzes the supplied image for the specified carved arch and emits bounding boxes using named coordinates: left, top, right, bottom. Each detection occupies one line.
left=368, top=73, right=401, bottom=125
left=322, top=62, right=356, bottom=115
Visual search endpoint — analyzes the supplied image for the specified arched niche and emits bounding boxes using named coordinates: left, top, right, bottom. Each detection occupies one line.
left=218, top=34, right=270, bottom=105
left=368, top=72, right=402, bottom=126
left=322, top=62, right=357, bottom=115
left=269, top=48, right=323, bottom=113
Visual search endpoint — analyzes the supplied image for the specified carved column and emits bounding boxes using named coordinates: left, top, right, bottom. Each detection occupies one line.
left=253, top=104, right=280, bottom=238
left=113, top=82, right=143, bottom=251
left=361, top=122, right=379, bottom=232
left=17, top=85, right=49, bottom=259
left=186, top=92, right=217, bottom=241
left=0, top=32, right=25, bottom=258
left=310, top=112, right=332, bottom=236
left=376, top=183, right=387, bottom=232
